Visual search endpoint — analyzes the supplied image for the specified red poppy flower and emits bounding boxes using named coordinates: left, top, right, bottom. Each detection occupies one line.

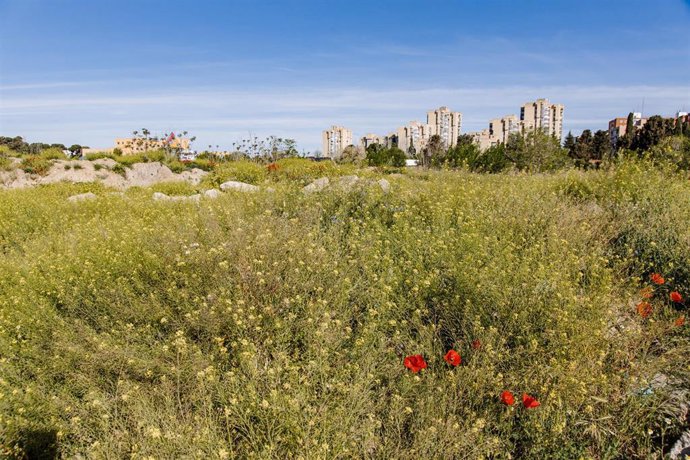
left=640, top=286, right=654, bottom=299
left=670, top=291, right=683, bottom=303
left=500, top=390, right=515, bottom=406
left=637, top=301, right=652, bottom=318
left=471, top=339, right=481, bottom=350
left=650, top=273, right=665, bottom=285
left=444, top=350, right=461, bottom=367
left=403, top=354, right=428, bottom=373
left=522, top=393, right=540, bottom=409
left=675, top=315, right=685, bottom=327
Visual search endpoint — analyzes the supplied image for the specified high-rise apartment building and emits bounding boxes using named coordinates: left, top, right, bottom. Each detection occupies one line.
left=467, top=129, right=493, bottom=151
left=489, top=114, right=520, bottom=144
left=427, top=106, right=462, bottom=147
left=520, top=98, right=564, bottom=138
left=396, top=121, right=433, bottom=154
left=322, top=125, right=353, bottom=158
left=360, top=133, right=383, bottom=150
left=467, top=98, right=565, bottom=151
left=466, top=115, right=520, bottom=151
left=383, top=132, right=399, bottom=148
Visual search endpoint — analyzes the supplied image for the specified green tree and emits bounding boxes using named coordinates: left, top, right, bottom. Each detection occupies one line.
left=366, top=144, right=405, bottom=167
left=365, top=143, right=386, bottom=166
left=591, top=130, right=610, bottom=164
left=632, top=115, right=668, bottom=152
left=563, top=131, right=576, bottom=157
left=446, top=134, right=480, bottom=169
left=0, top=136, right=27, bottom=152
left=572, top=130, right=593, bottom=167
left=626, top=112, right=635, bottom=137
left=675, top=116, right=684, bottom=136
left=388, top=146, right=406, bottom=167
left=407, top=140, right=416, bottom=160
left=505, top=131, right=570, bottom=172
left=425, top=134, right=445, bottom=167
left=338, top=145, right=363, bottom=164
left=473, top=143, right=508, bottom=173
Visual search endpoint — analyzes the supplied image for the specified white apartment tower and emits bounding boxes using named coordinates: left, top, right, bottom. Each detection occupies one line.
left=322, top=125, right=353, bottom=158
left=520, top=98, right=564, bottom=139
left=427, top=106, right=462, bottom=147
left=489, top=114, right=521, bottom=144
left=360, top=133, right=383, bottom=150
left=396, top=121, right=433, bottom=155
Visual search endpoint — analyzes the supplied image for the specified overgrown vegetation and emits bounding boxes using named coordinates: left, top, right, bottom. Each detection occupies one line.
left=0, top=158, right=688, bottom=458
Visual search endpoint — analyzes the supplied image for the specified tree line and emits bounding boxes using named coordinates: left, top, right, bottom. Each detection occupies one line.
left=0, top=136, right=85, bottom=156
left=361, top=112, right=690, bottom=172
left=563, top=113, right=690, bottom=168
left=362, top=130, right=569, bottom=172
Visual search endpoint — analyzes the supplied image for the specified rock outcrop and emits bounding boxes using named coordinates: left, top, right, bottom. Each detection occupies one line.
left=0, top=161, right=208, bottom=190
left=303, top=177, right=329, bottom=193
left=220, top=181, right=260, bottom=192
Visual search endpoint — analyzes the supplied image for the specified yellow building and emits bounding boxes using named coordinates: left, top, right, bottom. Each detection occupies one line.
left=114, top=137, right=190, bottom=155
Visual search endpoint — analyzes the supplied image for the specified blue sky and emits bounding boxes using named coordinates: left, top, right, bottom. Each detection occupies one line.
left=1, top=0, right=689, bottom=152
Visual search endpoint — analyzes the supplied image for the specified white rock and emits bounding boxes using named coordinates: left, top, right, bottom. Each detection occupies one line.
left=338, top=175, right=360, bottom=187
left=303, top=177, right=329, bottom=193
left=152, top=192, right=170, bottom=201
left=378, top=178, right=391, bottom=193
left=204, top=189, right=222, bottom=199
left=67, top=192, right=97, bottom=202
left=126, top=162, right=177, bottom=187
left=178, top=168, right=209, bottom=185
left=670, top=431, right=690, bottom=459
left=220, top=181, right=260, bottom=192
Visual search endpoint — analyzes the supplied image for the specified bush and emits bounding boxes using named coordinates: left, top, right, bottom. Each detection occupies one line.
left=114, top=154, right=146, bottom=167
left=366, top=144, right=406, bottom=167
left=85, top=152, right=116, bottom=161
left=111, top=163, right=127, bottom=176
left=148, top=181, right=199, bottom=196
left=202, top=160, right=268, bottom=187
left=189, top=158, right=216, bottom=171
left=273, top=157, right=345, bottom=184
left=0, top=145, right=21, bottom=158
left=0, top=154, right=15, bottom=171
left=164, top=160, right=187, bottom=174
left=39, top=147, right=65, bottom=160
left=645, top=135, right=690, bottom=170
left=20, top=155, right=53, bottom=175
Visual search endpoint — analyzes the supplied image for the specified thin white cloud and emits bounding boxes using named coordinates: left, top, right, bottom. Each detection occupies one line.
left=2, top=84, right=688, bottom=150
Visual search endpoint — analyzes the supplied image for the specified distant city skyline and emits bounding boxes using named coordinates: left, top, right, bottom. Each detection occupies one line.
left=1, top=0, right=688, bottom=152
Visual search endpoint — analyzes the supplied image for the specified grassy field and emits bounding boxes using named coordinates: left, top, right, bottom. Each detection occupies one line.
left=0, top=159, right=688, bottom=458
